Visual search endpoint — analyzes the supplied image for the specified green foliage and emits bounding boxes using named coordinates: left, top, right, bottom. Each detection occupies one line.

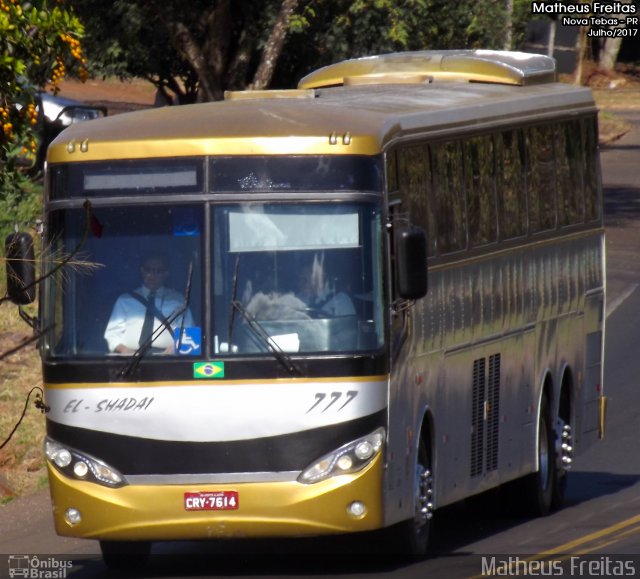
left=1, top=0, right=87, bottom=166
left=0, top=1, right=84, bottom=243
left=0, top=169, right=42, bottom=245
left=273, top=0, right=532, bottom=86
left=75, top=1, right=192, bottom=88
left=75, top=0, right=534, bottom=101
left=75, top=0, right=301, bottom=102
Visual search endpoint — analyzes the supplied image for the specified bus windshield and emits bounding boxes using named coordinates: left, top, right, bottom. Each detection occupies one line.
left=42, top=201, right=384, bottom=359
left=43, top=204, right=204, bottom=358
left=212, top=202, right=384, bottom=355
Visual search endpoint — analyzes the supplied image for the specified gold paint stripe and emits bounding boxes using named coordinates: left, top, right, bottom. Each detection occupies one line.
left=48, top=135, right=381, bottom=163
left=45, top=374, right=390, bottom=389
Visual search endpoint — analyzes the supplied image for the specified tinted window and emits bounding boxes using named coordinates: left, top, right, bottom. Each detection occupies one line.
left=432, top=141, right=466, bottom=253
left=44, top=205, right=203, bottom=357
left=50, top=159, right=204, bottom=198
left=556, top=120, right=585, bottom=227
left=465, top=136, right=497, bottom=247
left=526, top=125, right=556, bottom=232
left=210, top=156, right=383, bottom=192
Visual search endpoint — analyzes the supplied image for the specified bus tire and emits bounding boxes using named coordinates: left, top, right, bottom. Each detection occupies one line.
left=386, top=433, right=432, bottom=559
left=100, top=540, right=151, bottom=572
left=552, top=467, right=567, bottom=510
left=524, top=395, right=555, bottom=516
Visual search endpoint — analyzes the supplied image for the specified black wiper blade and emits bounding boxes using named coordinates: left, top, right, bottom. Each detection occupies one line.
left=232, top=300, right=301, bottom=377
left=117, top=303, right=188, bottom=378
left=228, top=256, right=241, bottom=346
left=119, top=260, right=195, bottom=378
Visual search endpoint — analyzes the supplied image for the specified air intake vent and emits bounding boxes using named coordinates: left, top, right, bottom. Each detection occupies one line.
left=470, top=353, right=502, bottom=478
left=298, top=50, right=556, bottom=89
left=486, top=354, right=501, bottom=472
left=471, top=357, right=486, bottom=478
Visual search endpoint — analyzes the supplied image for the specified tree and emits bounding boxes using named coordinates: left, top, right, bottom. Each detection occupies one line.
left=77, top=0, right=528, bottom=103
left=0, top=0, right=87, bottom=242
left=597, top=0, right=635, bottom=71
left=272, top=0, right=534, bottom=88
left=75, top=0, right=304, bottom=103
left=0, top=0, right=87, bottom=163
left=251, top=0, right=300, bottom=89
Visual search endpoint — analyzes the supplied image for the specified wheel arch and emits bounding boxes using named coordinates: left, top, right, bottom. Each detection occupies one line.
left=414, top=405, right=435, bottom=502
left=415, top=406, right=434, bottom=462
left=535, top=371, right=554, bottom=470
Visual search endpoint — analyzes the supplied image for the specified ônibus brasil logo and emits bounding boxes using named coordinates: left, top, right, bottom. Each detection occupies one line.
left=7, top=555, right=73, bottom=579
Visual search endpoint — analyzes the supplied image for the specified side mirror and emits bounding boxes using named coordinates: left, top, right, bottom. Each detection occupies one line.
left=5, top=232, right=36, bottom=305
left=395, top=225, right=428, bottom=300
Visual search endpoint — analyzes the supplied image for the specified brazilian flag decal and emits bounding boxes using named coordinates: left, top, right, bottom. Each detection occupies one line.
left=193, top=362, right=225, bottom=379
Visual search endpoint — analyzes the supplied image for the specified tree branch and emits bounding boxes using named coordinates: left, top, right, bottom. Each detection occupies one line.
left=251, top=0, right=300, bottom=90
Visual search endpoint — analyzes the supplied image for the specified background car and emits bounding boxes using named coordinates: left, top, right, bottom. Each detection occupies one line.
left=36, top=92, right=107, bottom=169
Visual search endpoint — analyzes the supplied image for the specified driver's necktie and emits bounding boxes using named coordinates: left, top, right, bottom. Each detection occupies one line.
left=139, top=291, right=156, bottom=346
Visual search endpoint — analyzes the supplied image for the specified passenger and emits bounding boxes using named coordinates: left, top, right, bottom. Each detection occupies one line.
left=104, top=254, right=194, bottom=354
left=296, top=261, right=355, bottom=317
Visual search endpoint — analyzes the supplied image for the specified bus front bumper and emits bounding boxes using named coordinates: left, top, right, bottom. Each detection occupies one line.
left=47, top=457, right=384, bottom=541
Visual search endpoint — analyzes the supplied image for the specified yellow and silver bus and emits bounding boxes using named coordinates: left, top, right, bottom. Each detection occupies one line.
left=6, top=50, right=605, bottom=567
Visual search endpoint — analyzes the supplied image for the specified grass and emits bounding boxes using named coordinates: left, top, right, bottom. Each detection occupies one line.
left=0, top=297, right=47, bottom=500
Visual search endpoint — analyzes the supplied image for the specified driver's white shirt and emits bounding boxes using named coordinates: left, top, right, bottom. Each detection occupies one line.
left=104, top=286, right=194, bottom=352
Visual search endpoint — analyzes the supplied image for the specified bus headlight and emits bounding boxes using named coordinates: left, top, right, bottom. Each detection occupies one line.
left=45, top=437, right=127, bottom=488
left=298, top=427, right=385, bottom=484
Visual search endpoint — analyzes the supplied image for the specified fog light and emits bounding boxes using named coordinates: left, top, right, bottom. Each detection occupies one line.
left=65, top=508, right=82, bottom=526
left=73, top=461, right=89, bottom=478
left=347, top=501, right=367, bottom=518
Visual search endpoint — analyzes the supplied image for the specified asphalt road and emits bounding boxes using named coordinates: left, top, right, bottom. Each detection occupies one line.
left=1, top=112, right=640, bottom=578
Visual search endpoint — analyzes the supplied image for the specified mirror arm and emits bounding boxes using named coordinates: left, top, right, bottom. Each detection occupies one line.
left=18, top=306, right=38, bottom=330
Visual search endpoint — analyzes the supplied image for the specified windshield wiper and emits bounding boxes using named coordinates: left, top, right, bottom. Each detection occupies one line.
left=231, top=300, right=301, bottom=377
left=118, top=261, right=194, bottom=378
left=228, top=255, right=241, bottom=346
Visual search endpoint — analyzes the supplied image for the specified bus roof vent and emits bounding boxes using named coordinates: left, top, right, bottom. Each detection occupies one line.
left=224, top=89, right=316, bottom=101
left=298, top=50, right=556, bottom=89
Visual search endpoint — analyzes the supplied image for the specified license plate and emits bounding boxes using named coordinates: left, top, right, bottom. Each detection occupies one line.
left=184, top=491, right=239, bottom=511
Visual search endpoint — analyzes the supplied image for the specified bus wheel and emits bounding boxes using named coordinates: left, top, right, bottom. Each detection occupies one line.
left=387, top=434, right=433, bottom=559
left=100, top=540, right=151, bottom=572
left=524, top=395, right=555, bottom=516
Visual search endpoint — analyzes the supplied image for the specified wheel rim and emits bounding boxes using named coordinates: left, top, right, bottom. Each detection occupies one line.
left=414, top=464, right=433, bottom=529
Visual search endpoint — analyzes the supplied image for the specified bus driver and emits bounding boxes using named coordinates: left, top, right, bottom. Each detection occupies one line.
left=104, top=254, right=194, bottom=355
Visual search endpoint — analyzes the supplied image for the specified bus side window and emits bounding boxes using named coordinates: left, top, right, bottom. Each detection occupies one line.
left=397, top=145, right=434, bottom=257
left=465, top=135, right=497, bottom=247
left=556, top=120, right=585, bottom=227
left=432, top=141, right=466, bottom=253
left=497, top=130, right=527, bottom=239
left=526, top=125, right=557, bottom=233
left=583, top=116, right=601, bottom=223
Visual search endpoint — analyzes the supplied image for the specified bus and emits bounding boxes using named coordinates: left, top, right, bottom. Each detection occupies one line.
left=5, top=50, right=605, bottom=568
